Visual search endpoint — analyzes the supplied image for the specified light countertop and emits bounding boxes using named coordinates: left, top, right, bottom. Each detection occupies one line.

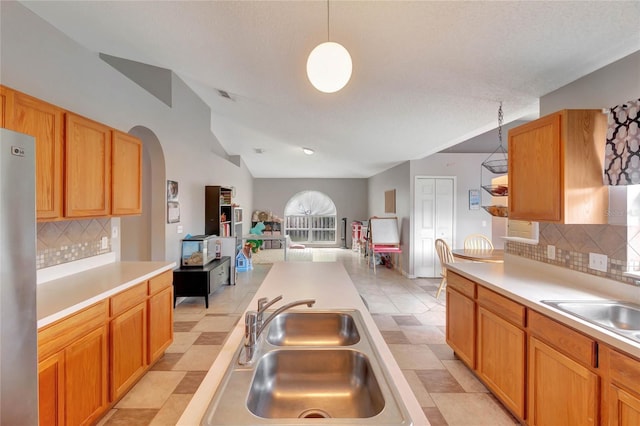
left=178, top=261, right=428, bottom=425
left=37, top=261, right=176, bottom=328
left=447, top=254, right=640, bottom=359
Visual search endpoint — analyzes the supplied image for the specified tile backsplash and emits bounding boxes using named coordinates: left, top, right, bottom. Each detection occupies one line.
left=505, top=223, right=639, bottom=285
left=37, top=218, right=111, bottom=269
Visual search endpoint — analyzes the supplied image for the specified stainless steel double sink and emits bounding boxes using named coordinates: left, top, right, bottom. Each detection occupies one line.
left=541, top=300, right=640, bottom=344
left=201, top=310, right=411, bottom=425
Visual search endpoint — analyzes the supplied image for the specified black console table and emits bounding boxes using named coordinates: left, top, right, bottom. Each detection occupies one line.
left=172, top=256, right=230, bottom=308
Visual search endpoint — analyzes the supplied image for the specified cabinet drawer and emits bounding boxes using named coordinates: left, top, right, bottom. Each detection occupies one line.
left=447, top=271, right=476, bottom=299
left=110, top=282, right=147, bottom=316
left=477, top=286, right=525, bottom=327
left=38, top=300, right=108, bottom=361
left=601, top=345, right=640, bottom=392
left=148, top=270, right=172, bottom=295
left=529, top=310, right=596, bottom=367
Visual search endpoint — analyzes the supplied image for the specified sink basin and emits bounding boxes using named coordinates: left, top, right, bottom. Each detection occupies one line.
left=542, top=300, right=640, bottom=343
left=201, top=309, right=410, bottom=425
left=247, top=349, right=384, bottom=419
left=266, top=312, right=360, bottom=346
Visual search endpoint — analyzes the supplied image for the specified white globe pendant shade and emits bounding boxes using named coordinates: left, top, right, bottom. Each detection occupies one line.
left=306, top=41, right=352, bottom=93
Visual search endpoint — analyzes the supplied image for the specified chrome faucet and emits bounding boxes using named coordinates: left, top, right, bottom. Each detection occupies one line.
left=240, top=296, right=316, bottom=364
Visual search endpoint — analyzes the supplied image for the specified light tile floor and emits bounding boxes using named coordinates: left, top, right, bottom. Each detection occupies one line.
left=98, top=249, right=518, bottom=426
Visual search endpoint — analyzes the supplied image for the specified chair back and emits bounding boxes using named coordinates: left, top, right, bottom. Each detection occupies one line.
left=435, top=238, right=454, bottom=276
left=464, top=234, right=494, bottom=250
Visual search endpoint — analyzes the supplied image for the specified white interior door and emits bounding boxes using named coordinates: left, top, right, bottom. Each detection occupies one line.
left=414, top=177, right=455, bottom=277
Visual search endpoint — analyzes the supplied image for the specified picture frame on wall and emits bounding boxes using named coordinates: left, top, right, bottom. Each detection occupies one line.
left=167, top=180, right=180, bottom=223
left=384, top=189, right=396, bottom=213
left=469, top=189, right=480, bottom=210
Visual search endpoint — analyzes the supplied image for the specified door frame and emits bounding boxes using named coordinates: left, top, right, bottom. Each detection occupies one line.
left=412, top=175, right=457, bottom=278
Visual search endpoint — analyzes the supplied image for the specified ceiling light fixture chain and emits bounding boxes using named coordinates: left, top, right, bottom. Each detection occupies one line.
left=327, top=0, right=330, bottom=42
left=497, top=101, right=504, bottom=146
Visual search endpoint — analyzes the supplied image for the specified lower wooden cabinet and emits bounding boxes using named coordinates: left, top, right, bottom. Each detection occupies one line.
left=528, top=336, right=599, bottom=426
left=477, top=306, right=526, bottom=418
left=446, top=287, right=475, bottom=368
left=64, top=326, right=109, bottom=426
left=38, top=270, right=173, bottom=425
left=149, top=285, right=174, bottom=363
left=110, top=301, right=148, bottom=400
left=600, top=345, right=640, bottom=426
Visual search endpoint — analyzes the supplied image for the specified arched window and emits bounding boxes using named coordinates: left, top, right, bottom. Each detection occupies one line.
left=284, top=191, right=337, bottom=244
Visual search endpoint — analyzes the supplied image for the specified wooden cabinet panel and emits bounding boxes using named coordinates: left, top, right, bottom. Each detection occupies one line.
left=508, top=109, right=608, bottom=224
left=528, top=336, right=599, bottom=426
left=65, top=325, right=109, bottom=426
left=39, top=301, right=108, bottom=361
left=529, top=309, right=596, bottom=367
left=447, top=271, right=476, bottom=298
left=3, top=87, right=65, bottom=220
left=110, top=302, right=148, bottom=400
left=38, top=352, right=65, bottom=426
left=446, top=287, right=475, bottom=368
left=110, top=282, right=146, bottom=317
left=65, top=112, right=111, bottom=217
left=600, top=345, right=640, bottom=426
left=148, top=269, right=172, bottom=295
left=609, top=385, right=640, bottom=426
left=112, top=130, right=142, bottom=215
left=0, top=85, right=9, bottom=127
left=477, top=286, right=525, bottom=327
left=148, top=286, right=174, bottom=364
left=477, top=306, right=526, bottom=418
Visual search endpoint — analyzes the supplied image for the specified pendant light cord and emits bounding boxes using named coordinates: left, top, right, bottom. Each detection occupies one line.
left=327, top=0, right=330, bottom=42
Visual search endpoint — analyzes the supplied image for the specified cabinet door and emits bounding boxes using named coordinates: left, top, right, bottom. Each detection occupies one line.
left=6, top=90, right=65, bottom=220
left=508, top=113, right=562, bottom=222
left=528, top=336, right=598, bottom=426
left=148, top=286, right=174, bottom=364
left=477, top=306, right=525, bottom=418
left=446, top=287, right=475, bottom=368
left=65, top=113, right=111, bottom=217
left=110, top=302, right=148, bottom=400
left=112, top=130, right=142, bottom=215
left=0, top=85, right=8, bottom=127
left=39, top=352, right=65, bottom=426
left=65, top=325, right=109, bottom=426
left=608, top=385, right=640, bottom=426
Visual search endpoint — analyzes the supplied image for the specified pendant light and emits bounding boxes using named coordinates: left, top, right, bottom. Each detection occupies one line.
left=306, top=0, right=352, bottom=93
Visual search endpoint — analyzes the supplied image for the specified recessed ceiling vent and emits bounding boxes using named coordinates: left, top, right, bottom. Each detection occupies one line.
left=217, top=89, right=233, bottom=100
left=254, top=148, right=265, bottom=154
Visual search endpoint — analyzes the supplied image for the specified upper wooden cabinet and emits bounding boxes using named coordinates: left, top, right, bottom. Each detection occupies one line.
left=0, top=86, right=8, bottom=127
left=508, top=110, right=608, bottom=223
left=2, top=87, right=65, bottom=220
left=65, top=112, right=112, bottom=218
left=112, top=130, right=142, bottom=215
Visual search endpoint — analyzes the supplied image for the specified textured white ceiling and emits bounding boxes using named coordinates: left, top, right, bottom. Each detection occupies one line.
left=21, top=1, right=640, bottom=178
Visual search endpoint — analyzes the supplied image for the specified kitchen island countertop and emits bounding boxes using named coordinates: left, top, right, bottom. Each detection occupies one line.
left=447, top=254, right=640, bottom=359
left=178, top=261, right=429, bottom=425
left=37, top=261, right=176, bottom=328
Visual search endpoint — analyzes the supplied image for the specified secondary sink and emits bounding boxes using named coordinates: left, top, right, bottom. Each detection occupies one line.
left=542, top=300, right=640, bottom=343
left=266, top=312, right=360, bottom=346
left=247, top=349, right=384, bottom=419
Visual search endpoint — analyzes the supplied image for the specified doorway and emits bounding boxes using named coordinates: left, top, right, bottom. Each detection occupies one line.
left=413, top=176, right=456, bottom=277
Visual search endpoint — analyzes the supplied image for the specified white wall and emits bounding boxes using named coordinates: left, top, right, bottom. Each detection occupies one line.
left=367, top=162, right=411, bottom=273
left=253, top=178, right=368, bottom=248
left=1, top=2, right=254, bottom=264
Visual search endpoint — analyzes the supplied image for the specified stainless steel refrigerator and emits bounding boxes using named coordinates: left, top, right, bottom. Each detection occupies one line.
left=0, top=128, right=39, bottom=424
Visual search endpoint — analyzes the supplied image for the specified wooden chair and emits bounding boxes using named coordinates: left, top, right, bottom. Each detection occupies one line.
left=435, top=238, right=454, bottom=299
left=463, top=234, right=494, bottom=250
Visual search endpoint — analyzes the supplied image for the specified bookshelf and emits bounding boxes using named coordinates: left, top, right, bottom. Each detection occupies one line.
left=205, top=186, right=241, bottom=237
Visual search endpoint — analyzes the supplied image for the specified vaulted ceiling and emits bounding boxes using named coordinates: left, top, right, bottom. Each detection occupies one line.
left=21, top=1, right=640, bottom=178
